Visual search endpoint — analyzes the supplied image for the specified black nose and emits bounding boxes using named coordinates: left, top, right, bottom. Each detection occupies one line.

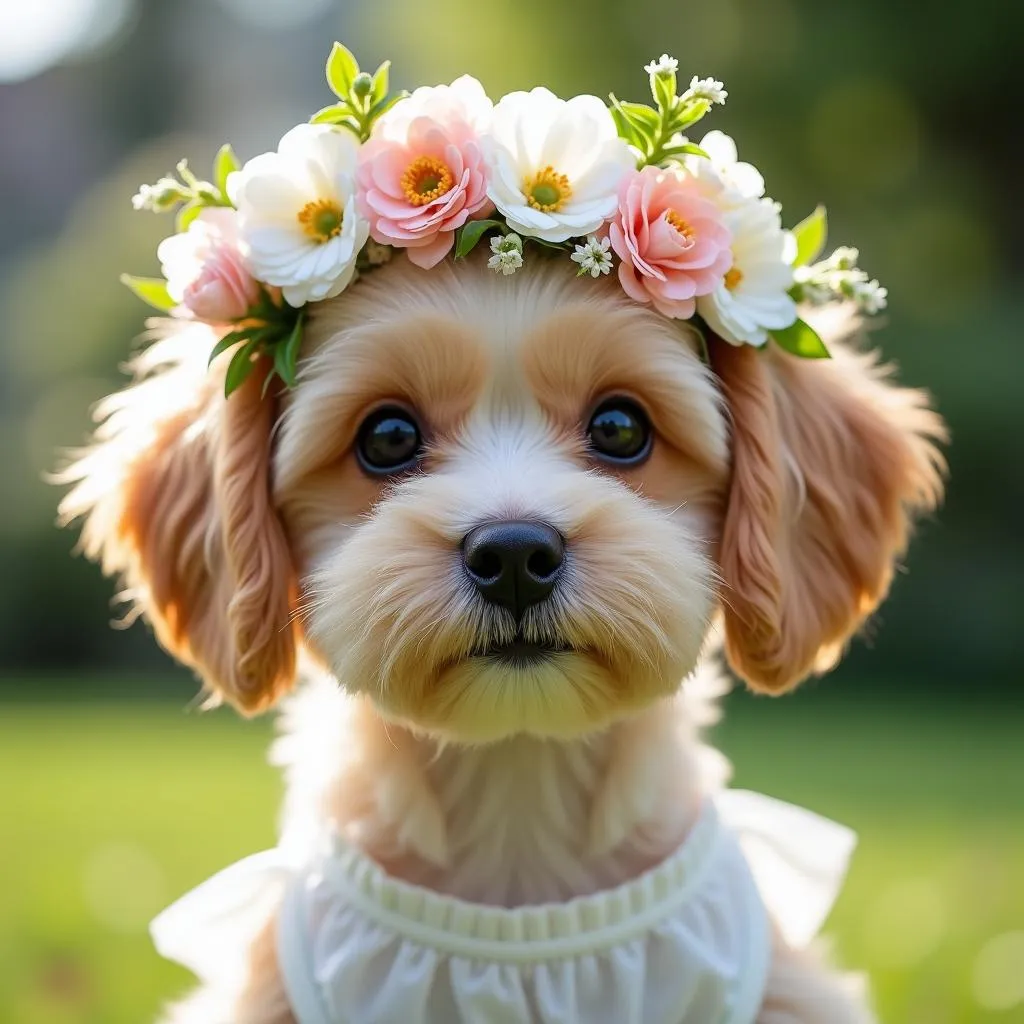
left=462, top=520, right=565, bottom=620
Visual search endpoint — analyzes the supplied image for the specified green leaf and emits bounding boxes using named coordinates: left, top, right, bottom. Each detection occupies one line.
left=274, top=313, right=304, bottom=388
left=310, top=102, right=352, bottom=125
left=455, top=219, right=502, bottom=259
left=120, top=274, right=175, bottom=312
left=790, top=205, right=828, bottom=267
left=770, top=318, right=831, bottom=359
left=251, top=287, right=292, bottom=323
left=212, top=143, right=240, bottom=197
left=368, top=92, right=407, bottom=122
left=176, top=201, right=202, bottom=232
left=619, top=101, right=660, bottom=146
left=659, top=142, right=709, bottom=161
left=671, top=97, right=711, bottom=132
left=224, top=339, right=259, bottom=396
left=608, top=99, right=644, bottom=150
left=370, top=60, right=390, bottom=105
left=651, top=72, right=676, bottom=114
left=207, top=329, right=250, bottom=366
left=325, top=42, right=360, bottom=99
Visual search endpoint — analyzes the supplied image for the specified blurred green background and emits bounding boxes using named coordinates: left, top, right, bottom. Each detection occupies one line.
left=0, top=1, right=1020, bottom=1022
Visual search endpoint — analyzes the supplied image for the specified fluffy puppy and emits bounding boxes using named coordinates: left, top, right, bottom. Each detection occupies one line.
left=60, top=254, right=945, bottom=1023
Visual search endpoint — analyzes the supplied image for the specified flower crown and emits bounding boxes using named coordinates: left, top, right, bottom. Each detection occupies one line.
left=124, top=44, right=887, bottom=396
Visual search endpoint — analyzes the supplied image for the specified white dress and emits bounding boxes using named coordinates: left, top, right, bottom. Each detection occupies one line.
left=152, top=791, right=855, bottom=1024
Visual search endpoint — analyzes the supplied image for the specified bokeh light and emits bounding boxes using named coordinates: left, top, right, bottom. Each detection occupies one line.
left=0, top=0, right=133, bottom=83
left=971, top=931, right=1024, bottom=1013
left=82, top=842, right=166, bottom=933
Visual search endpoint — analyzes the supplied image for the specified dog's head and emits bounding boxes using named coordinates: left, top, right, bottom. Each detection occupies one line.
left=60, top=255, right=944, bottom=741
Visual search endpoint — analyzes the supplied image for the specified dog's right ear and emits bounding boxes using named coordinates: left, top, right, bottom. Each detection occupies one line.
left=58, top=324, right=297, bottom=713
left=709, top=314, right=946, bottom=694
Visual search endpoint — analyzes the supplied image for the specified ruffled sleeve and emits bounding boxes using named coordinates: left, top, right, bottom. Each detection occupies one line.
left=150, top=849, right=294, bottom=985
left=715, top=789, right=857, bottom=949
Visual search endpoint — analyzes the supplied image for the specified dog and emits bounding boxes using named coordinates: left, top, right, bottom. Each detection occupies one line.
left=60, top=252, right=945, bottom=1023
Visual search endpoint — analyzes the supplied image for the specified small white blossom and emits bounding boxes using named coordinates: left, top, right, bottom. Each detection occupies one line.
left=793, top=277, right=832, bottom=305
left=684, top=76, right=728, bottom=106
left=488, top=249, right=524, bottom=275
left=488, top=232, right=525, bottom=275
left=490, top=232, right=523, bottom=255
left=793, top=248, right=887, bottom=315
left=131, top=177, right=182, bottom=212
left=570, top=234, right=613, bottom=277
left=644, top=54, right=679, bottom=76
left=826, top=246, right=860, bottom=271
left=131, top=184, right=154, bottom=210
left=851, top=278, right=888, bottom=314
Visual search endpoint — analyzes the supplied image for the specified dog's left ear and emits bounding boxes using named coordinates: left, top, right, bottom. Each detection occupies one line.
left=59, top=331, right=297, bottom=713
left=709, top=319, right=946, bottom=693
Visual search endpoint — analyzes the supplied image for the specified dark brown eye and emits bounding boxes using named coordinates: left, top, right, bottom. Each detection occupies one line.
left=356, top=407, right=422, bottom=475
left=586, top=399, right=652, bottom=465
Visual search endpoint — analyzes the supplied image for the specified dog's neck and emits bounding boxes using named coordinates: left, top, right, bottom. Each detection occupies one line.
left=275, top=670, right=730, bottom=906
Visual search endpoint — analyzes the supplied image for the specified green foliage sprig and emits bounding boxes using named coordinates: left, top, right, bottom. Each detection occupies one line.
left=131, top=146, right=240, bottom=232
left=126, top=143, right=306, bottom=397
left=208, top=289, right=304, bottom=397
left=120, top=279, right=304, bottom=398
left=609, top=63, right=717, bottom=169
left=310, top=43, right=407, bottom=141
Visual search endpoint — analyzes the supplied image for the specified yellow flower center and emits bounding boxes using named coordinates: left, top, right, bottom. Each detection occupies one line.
left=401, top=156, right=455, bottom=206
left=297, top=198, right=344, bottom=242
left=524, top=166, right=572, bottom=212
left=665, top=209, right=695, bottom=241
left=724, top=267, right=744, bottom=290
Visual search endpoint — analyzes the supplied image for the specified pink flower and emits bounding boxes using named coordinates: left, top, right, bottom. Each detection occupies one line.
left=357, top=77, right=494, bottom=269
left=157, top=208, right=258, bottom=322
left=608, top=166, right=733, bottom=319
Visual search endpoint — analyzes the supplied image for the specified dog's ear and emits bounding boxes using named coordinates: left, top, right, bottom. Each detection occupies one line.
left=709, top=316, right=946, bottom=693
left=59, top=326, right=297, bottom=713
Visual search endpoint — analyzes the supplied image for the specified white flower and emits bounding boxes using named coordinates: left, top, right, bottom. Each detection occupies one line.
left=570, top=234, right=613, bottom=277
left=697, top=195, right=797, bottom=347
left=684, top=76, right=728, bottom=106
left=228, top=124, right=369, bottom=307
left=483, top=88, right=635, bottom=244
left=644, top=54, right=679, bottom=76
left=487, top=232, right=524, bottom=275
left=685, top=130, right=765, bottom=208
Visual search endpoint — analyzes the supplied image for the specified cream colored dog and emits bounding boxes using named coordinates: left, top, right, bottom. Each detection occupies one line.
left=61, top=254, right=944, bottom=1023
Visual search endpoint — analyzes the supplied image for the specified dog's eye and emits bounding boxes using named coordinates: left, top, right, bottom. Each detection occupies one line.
left=356, top=407, right=422, bottom=475
left=586, top=398, right=652, bottom=465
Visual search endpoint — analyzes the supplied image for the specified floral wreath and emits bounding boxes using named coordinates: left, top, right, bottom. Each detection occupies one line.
left=124, top=44, right=887, bottom=396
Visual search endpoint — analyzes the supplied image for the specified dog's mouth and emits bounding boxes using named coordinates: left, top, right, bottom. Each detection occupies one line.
left=475, top=636, right=572, bottom=665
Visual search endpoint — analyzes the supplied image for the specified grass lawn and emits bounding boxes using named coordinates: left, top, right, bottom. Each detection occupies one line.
left=2, top=690, right=1022, bottom=1024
